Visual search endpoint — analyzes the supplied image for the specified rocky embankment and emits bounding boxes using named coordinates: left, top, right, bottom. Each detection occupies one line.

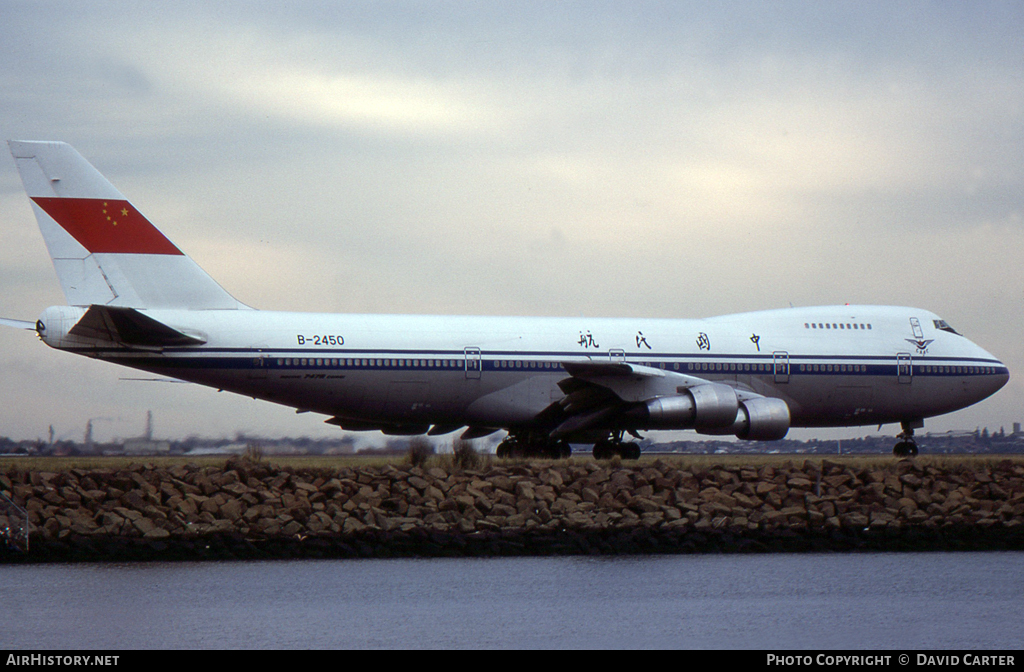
left=2, top=457, right=1023, bottom=561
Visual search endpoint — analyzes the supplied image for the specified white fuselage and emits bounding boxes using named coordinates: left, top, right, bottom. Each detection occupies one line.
left=8, top=141, right=1009, bottom=450
left=37, top=303, right=1008, bottom=436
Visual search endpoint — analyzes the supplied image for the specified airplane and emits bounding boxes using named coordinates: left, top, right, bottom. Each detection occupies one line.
left=0, top=140, right=1009, bottom=458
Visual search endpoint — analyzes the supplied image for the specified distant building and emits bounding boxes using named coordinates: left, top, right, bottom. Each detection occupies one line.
left=123, top=438, right=171, bottom=454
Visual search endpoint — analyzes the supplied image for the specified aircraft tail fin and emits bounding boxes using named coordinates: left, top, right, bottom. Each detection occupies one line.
left=8, top=140, right=247, bottom=310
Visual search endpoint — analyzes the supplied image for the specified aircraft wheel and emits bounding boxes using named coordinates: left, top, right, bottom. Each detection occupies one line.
left=496, top=437, right=517, bottom=459
left=893, top=441, right=919, bottom=457
left=620, top=442, right=641, bottom=460
left=593, top=440, right=615, bottom=460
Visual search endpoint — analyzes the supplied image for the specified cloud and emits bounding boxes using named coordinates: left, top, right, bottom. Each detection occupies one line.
left=0, top=2, right=1021, bottom=440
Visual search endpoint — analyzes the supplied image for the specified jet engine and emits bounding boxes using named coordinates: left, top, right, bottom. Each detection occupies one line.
left=641, top=383, right=738, bottom=429
left=700, top=396, right=791, bottom=441
left=635, top=384, right=790, bottom=440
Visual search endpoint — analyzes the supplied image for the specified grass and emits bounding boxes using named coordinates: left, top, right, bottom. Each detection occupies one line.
left=406, top=437, right=434, bottom=468
left=1, top=452, right=1020, bottom=474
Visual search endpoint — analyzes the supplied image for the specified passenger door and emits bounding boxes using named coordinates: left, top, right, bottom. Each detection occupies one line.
left=897, top=353, right=913, bottom=384
left=773, top=351, right=790, bottom=384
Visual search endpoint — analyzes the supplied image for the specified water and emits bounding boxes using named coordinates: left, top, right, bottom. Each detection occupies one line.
left=2, top=552, right=1022, bottom=649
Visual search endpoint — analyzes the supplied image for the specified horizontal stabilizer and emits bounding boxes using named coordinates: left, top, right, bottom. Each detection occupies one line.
left=0, top=317, right=37, bottom=330
left=69, top=305, right=206, bottom=346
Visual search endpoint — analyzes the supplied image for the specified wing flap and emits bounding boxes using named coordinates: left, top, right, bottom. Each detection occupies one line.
left=560, top=360, right=707, bottom=402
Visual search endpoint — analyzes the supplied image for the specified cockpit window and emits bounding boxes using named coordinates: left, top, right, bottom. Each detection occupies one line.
left=933, top=319, right=961, bottom=335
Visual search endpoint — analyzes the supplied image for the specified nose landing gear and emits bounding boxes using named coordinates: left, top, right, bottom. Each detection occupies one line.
left=893, top=420, right=921, bottom=456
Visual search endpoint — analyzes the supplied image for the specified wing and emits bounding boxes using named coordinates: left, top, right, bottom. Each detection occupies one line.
left=551, top=361, right=790, bottom=441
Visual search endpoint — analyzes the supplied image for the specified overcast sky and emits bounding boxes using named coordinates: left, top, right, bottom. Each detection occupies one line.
left=1, top=1, right=1021, bottom=445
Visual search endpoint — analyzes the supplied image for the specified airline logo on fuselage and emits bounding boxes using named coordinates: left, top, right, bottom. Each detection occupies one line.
left=906, top=338, right=934, bottom=354
left=31, top=197, right=183, bottom=255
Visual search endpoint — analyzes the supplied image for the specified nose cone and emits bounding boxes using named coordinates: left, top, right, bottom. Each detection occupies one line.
left=975, top=343, right=1009, bottom=401
left=993, top=361, right=1010, bottom=392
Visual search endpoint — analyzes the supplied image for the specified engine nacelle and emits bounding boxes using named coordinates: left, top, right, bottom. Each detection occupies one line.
left=640, top=383, right=739, bottom=430
left=735, top=397, right=790, bottom=441
left=698, top=396, right=791, bottom=441
left=688, top=383, right=739, bottom=428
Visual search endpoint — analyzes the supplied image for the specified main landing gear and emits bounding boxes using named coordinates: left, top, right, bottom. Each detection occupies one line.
left=592, top=431, right=641, bottom=460
left=893, top=420, right=920, bottom=457
left=496, top=431, right=572, bottom=459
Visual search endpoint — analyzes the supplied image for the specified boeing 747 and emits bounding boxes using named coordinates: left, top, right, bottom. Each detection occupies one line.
left=1, top=141, right=1009, bottom=457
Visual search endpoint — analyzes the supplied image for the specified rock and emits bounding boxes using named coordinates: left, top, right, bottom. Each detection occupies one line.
left=631, top=497, right=661, bottom=514
left=489, top=503, right=516, bottom=517
left=407, top=476, right=430, bottom=492
left=219, top=498, right=243, bottom=521
left=787, top=477, right=813, bottom=490
left=133, top=517, right=156, bottom=535
left=514, top=481, right=535, bottom=499
left=4, top=458, right=1022, bottom=559
left=540, top=469, right=564, bottom=487
left=840, top=512, right=869, bottom=527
